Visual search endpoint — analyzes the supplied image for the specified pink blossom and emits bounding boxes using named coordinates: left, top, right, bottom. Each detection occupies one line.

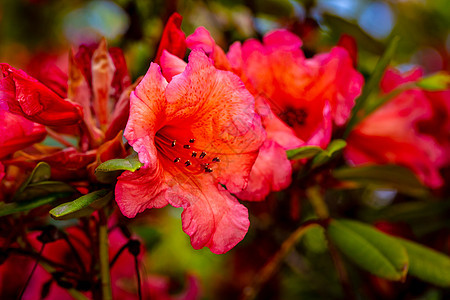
left=115, top=50, right=265, bottom=254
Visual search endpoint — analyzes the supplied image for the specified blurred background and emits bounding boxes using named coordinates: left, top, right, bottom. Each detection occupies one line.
left=0, top=0, right=449, bottom=299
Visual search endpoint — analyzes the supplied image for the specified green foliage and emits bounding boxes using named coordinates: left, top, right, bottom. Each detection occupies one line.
left=327, top=219, right=409, bottom=281
left=396, top=237, right=450, bottom=287
left=333, top=165, right=429, bottom=197
left=50, top=189, right=113, bottom=220
left=287, top=139, right=346, bottom=167
left=286, top=146, right=323, bottom=160
left=95, top=152, right=143, bottom=183
left=416, top=72, right=450, bottom=91
left=0, top=193, right=71, bottom=217
left=344, top=36, right=400, bottom=136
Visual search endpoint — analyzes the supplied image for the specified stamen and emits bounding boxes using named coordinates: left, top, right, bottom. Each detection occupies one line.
left=174, top=158, right=180, bottom=163
left=199, top=152, right=206, bottom=159
left=205, top=167, right=213, bottom=173
left=192, top=151, right=197, bottom=158
left=171, top=140, right=176, bottom=147
left=183, top=145, right=191, bottom=149
left=189, top=139, right=195, bottom=143
left=212, top=157, right=220, bottom=162
left=185, top=160, right=191, bottom=167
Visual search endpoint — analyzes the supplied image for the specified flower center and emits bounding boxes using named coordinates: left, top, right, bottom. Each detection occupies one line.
left=155, top=131, right=220, bottom=175
left=278, top=107, right=308, bottom=127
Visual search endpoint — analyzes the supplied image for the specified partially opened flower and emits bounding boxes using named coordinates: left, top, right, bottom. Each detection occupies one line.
left=345, top=67, right=446, bottom=188
left=115, top=50, right=265, bottom=254
left=0, top=63, right=83, bottom=126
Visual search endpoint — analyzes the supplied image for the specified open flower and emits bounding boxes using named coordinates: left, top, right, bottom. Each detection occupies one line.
left=345, top=67, right=446, bottom=188
left=115, top=50, right=265, bottom=254
left=181, top=27, right=363, bottom=200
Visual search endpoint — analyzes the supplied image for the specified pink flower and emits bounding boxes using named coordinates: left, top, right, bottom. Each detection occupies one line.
left=0, top=109, right=46, bottom=159
left=115, top=50, right=265, bottom=254
left=0, top=63, right=83, bottom=126
left=345, top=67, right=446, bottom=188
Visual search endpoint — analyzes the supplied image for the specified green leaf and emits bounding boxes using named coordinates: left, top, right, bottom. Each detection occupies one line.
left=312, top=139, right=347, bottom=167
left=396, top=237, right=450, bottom=287
left=0, top=193, right=71, bottom=217
left=14, top=162, right=51, bottom=199
left=416, top=72, right=450, bottom=91
left=344, top=36, right=400, bottom=137
left=95, top=152, right=143, bottom=183
left=332, top=165, right=428, bottom=197
left=49, top=189, right=113, bottom=220
left=14, top=181, right=75, bottom=202
left=286, top=146, right=322, bottom=160
left=327, top=219, right=408, bottom=281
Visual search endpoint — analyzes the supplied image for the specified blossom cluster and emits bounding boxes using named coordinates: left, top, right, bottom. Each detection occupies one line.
left=1, top=12, right=449, bottom=299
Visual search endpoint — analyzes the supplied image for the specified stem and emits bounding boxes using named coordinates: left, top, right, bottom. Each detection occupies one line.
left=19, top=243, right=45, bottom=299
left=241, top=221, right=322, bottom=300
left=306, top=186, right=329, bottom=219
left=99, top=210, right=112, bottom=300
left=327, top=238, right=356, bottom=300
left=134, top=256, right=142, bottom=300
left=46, top=127, right=74, bottom=148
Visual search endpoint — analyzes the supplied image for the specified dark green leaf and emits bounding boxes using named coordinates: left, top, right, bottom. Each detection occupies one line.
left=416, top=72, right=450, bottom=91
left=95, top=152, right=143, bottom=183
left=14, top=162, right=51, bottom=199
left=286, top=146, right=322, bottom=160
left=327, top=219, right=408, bottom=281
left=0, top=193, right=71, bottom=217
left=312, top=139, right=347, bottom=167
left=396, top=237, right=450, bottom=287
left=332, top=165, right=428, bottom=197
left=14, top=181, right=75, bottom=202
left=49, top=189, right=113, bottom=220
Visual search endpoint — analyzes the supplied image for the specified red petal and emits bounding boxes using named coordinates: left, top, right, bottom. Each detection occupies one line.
left=154, top=12, right=187, bottom=64
left=0, top=63, right=83, bottom=126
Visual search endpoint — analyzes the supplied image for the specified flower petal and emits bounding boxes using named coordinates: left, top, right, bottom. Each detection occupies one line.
left=236, top=140, right=292, bottom=201
left=124, top=63, right=168, bottom=167
left=164, top=50, right=265, bottom=192
left=116, top=167, right=168, bottom=217
left=0, top=63, right=83, bottom=126
left=166, top=176, right=249, bottom=254
left=0, top=109, right=46, bottom=159
left=154, top=12, right=187, bottom=64
left=160, top=50, right=187, bottom=82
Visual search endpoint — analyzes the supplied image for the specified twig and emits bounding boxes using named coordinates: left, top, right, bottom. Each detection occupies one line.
left=99, top=210, right=112, bottom=300
left=241, top=221, right=322, bottom=300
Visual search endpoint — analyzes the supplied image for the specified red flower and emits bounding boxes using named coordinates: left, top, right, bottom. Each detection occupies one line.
left=115, top=50, right=265, bottom=253
left=0, top=63, right=83, bottom=126
left=346, top=67, right=447, bottom=188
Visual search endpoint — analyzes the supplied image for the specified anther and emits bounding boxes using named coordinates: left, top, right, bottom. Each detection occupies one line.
left=192, top=151, right=197, bottom=158
left=174, top=158, right=180, bottom=163
left=183, top=145, right=190, bottom=149
left=171, top=140, right=176, bottom=147
left=205, top=168, right=213, bottom=173
left=212, top=157, right=220, bottom=162
left=199, top=152, right=206, bottom=159
left=185, top=160, right=191, bottom=167
left=189, top=139, right=195, bottom=143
